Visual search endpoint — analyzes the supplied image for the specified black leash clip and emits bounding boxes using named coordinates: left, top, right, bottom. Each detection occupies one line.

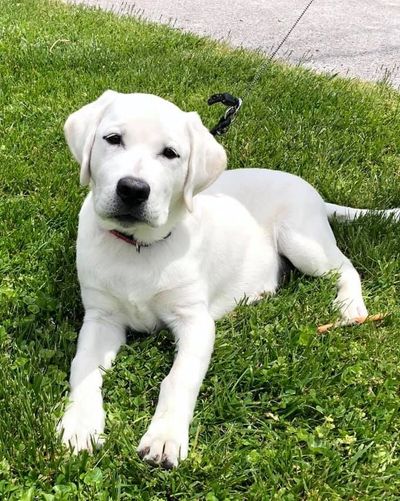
left=208, top=93, right=242, bottom=136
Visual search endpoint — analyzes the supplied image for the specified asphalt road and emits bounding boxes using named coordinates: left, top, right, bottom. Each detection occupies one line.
left=66, top=0, right=400, bottom=88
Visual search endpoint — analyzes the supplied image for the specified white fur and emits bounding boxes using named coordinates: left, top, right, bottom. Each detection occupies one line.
left=59, top=91, right=399, bottom=468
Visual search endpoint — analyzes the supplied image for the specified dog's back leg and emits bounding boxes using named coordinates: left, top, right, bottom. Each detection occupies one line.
left=278, top=213, right=368, bottom=324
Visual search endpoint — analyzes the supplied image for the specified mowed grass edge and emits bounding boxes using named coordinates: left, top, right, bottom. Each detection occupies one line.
left=0, top=0, right=399, bottom=499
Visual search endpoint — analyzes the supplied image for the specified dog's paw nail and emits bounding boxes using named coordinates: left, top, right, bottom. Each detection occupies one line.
left=161, top=454, right=175, bottom=470
left=144, top=454, right=161, bottom=467
left=137, top=446, right=150, bottom=460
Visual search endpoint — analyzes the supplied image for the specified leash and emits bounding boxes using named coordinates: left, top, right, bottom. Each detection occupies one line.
left=208, top=0, right=317, bottom=136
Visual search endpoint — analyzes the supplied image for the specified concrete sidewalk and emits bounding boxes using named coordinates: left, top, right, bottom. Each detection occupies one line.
left=66, top=0, right=400, bottom=88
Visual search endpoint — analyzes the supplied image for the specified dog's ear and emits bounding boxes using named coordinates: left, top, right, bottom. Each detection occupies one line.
left=184, top=112, right=227, bottom=211
left=64, top=90, right=118, bottom=185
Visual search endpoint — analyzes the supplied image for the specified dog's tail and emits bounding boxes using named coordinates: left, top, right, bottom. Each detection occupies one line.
left=325, top=202, right=400, bottom=222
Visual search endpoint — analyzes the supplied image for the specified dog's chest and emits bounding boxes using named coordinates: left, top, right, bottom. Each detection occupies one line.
left=79, top=249, right=163, bottom=333
left=106, top=269, right=163, bottom=333
left=123, top=295, right=160, bottom=333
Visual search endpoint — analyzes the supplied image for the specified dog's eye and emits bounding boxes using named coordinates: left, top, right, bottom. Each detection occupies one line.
left=162, top=147, right=179, bottom=159
left=103, top=133, right=122, bottom=146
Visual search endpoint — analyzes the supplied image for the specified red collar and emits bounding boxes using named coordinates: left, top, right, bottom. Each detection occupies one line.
left=109, top=229, right=171, bottom=253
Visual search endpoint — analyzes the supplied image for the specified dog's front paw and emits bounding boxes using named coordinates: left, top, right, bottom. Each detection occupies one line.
left=335, top=295, right=368, bottom=325
left=58, top=400, right=105, bottom=453
left=137, top=417, right=189, bottom=469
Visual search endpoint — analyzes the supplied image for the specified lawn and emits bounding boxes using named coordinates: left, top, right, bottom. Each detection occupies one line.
left=0, top=0, right=399, bottom=498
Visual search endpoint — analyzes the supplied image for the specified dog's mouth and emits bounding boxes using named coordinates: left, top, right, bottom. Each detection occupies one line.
left=95, top=197, right=163, bottom=232
left=114, top=213, right=143, bottom=224
left=102, top=205, right=148, bottom=225
left=96, top=210, right=146, bottom=231
left=104, top=211, right=159, bottom=231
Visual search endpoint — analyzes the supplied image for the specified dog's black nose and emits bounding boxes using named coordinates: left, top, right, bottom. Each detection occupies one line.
left=116, top=177, right=150, bottom=206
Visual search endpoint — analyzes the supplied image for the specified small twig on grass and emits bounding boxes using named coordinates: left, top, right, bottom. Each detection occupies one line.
left=49, top=38, right=70, bottom=52
left=317, top=313, right=387, bottom=334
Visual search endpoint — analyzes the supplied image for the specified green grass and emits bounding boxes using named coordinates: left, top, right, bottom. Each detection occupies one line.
left=0, top=0, right=399, bottom=498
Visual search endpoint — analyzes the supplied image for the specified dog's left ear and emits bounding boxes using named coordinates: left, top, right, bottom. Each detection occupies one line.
left=64, top=90, right=118, bottom=185
left=184, top=112, right=227, bottom=211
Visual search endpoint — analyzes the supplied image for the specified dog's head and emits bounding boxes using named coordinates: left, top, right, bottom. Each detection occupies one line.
left=64, top=91, right=227, bottom=241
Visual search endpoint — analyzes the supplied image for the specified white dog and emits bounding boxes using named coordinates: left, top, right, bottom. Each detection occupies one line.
left=59, top=90, right=399, bottom=468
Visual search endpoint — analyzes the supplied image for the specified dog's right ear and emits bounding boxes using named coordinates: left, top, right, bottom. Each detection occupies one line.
left=183, top=112, right=227, bottom=212
left=64, top=90, right=118, bottom=185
